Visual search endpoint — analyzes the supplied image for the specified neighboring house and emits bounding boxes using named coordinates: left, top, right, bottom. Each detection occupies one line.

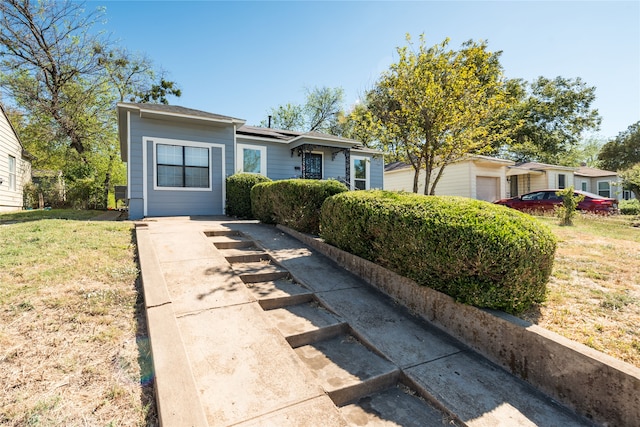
left=506, top=162, right=576, bottom=197
left=574, top=165, right=631, bottom=200
left=117, top=103, right=384, bottom=219
left=0, top=104, right=32, bottom=212
left=384, top=155, right=514, bottom=202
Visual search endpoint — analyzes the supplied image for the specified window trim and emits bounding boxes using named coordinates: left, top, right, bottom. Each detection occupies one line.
left=351, top=155, right=370, bottom=190
left=597, top=180, right=611, bottom=198
left=8, top=155, right=16, bottom=191
left=236, top=143, right=267, bottom=176
left=152, top=139, right=212, bottom=192
left=558, top=173, right=566, bottom=189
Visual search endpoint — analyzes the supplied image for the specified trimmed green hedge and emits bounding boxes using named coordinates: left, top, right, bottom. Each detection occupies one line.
left=320, top=190, right=557, bottom=314
left=226, top=173, right=272, bottom=218
left=251, top=179, right=348, bottom=234
left=620, top=199, right=640, bottom=215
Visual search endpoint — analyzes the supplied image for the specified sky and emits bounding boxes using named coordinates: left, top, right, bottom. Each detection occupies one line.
left=92, top=0, right=640, bottom=140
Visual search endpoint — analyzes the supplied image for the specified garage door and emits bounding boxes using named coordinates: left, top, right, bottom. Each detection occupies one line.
left=476, top=176, right=500, bottom=202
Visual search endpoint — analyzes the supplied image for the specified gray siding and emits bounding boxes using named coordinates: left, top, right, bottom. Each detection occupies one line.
left=126, top=112, right=235, bottom=219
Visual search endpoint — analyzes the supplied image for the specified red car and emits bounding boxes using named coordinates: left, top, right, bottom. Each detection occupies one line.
left=494, top=189, right=618, bottom=214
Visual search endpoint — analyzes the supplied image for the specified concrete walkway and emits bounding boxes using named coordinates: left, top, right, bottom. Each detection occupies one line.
left=135, top=217, right=593, bottom=427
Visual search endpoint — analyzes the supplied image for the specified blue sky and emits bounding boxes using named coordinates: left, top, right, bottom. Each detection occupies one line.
left=94, top=1, right=639, bottom=140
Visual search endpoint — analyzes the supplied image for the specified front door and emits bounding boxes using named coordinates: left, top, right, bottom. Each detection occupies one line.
left=303, top=153, right=322, bottom=179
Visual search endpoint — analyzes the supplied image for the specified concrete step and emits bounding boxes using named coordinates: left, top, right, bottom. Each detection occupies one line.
left=209, top=235, right=256, bottom=249
left=339, top=383, right=461, bottom=427
left=224, top=252, right=272, bottom=264
left=232, top=262, right=290, bottom=283
left=246, top=278, right=314, bottom=310
left=295, top=334, right=400, bottom=406
left=266, top=301, right=348, bottom=348
left=204, top=229, right=242, bottom=237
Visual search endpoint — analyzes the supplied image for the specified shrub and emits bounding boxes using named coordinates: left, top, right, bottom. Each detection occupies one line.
left=320, top=190, right=557, bottom=314
left=620, top=198, right=640, bottom=215
left=251, top=179, right=348, bottom=234
left=556, top=186, right=583, bottom=226
left=226, top=173, right=272, bottom=218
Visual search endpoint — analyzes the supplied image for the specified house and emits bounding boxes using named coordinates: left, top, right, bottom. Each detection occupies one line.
left=574, top=165, right=630, bottom=200
left=506, top=162, right=576, bottom=197
left=0, top=104, right=32, bottom=212
left=384, top=155, right=514, bottom=202
left=117, top=103, right=384, bottom=219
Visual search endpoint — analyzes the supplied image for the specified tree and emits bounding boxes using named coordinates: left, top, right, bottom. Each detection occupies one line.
left=261, top=86, right=344, bottom=133
left=0, top=0, right=180, bottom=208
left=364, top=35, right=510, bottom=194
left=619, top=164, right=640, bottom=197
left=598, top=121, right=640, bottom=171
left=497, top=76, right=601, bottom=163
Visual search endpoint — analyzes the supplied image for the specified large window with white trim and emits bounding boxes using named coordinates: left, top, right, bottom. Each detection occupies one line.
left=237, top=144, right=267, bottom=175
left=156, top=144, right=209, bottom=188
left=597, top=181, right=611, bottom=197
left=351, top=156, right=370, bottom=190
left=8, top=155, right=16, bottom=191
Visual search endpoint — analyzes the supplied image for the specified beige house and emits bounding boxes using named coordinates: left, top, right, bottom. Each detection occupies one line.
left=574, top=166, right=628, bottom=200
left=0, top=104, right=31, bottom=212
left=384, top=155, right=514, bottom=202
left=506, top=162, right=576, bottom=197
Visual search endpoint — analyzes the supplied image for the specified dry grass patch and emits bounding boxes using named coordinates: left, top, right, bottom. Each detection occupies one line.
left=0, top=210, right=156, bottom=426
left=520, top=214, right=640, bottom=367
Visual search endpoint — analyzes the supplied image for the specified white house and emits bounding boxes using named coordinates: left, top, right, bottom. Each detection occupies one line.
left=0, top=104, right=31, bottom=212
left=574, top=165, right=629, bottom=200
left=384, top=155, right=514, bottom=202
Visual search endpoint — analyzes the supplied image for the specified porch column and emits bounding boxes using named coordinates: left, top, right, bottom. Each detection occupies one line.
left=344, top=149, right=350, bottom=188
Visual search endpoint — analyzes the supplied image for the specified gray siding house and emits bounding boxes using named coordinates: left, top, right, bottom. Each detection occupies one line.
left=117, top=103, right=383, bottom=219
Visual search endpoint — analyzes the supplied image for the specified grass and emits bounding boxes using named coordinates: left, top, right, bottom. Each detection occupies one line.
left=0, top=209, right=156, bottom=426
left=520, top=213, right=640, bottom=367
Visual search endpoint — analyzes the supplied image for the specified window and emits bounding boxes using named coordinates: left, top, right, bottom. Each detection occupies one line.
left=521, top=191, right=545, bottom=201
left=8, top=155, right=16, bottom=191
left=623, top=190, right=632, bottom=200
left=351, top=156, right=370, bottom=190
left=580, top=181, right=588, bottom=192
left=156, top=143, right=209, bottom=188
left=558, top=173, right=566, bottom=189
left=597, top=181, right=611, bottom=197
left=236, top=144, right=267, bottom=175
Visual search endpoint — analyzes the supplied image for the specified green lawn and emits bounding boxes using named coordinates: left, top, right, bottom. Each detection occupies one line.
left=0, top=209, right=155, bottom=426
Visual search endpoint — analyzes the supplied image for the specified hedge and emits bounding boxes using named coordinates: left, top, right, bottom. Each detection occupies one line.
left=320, top=190, right=557, bottom=314
left=251, top=179, right=348, bottom=234
left=620, top=199, right=640, bottom=215
left=226, top=173, right=272, bottom=218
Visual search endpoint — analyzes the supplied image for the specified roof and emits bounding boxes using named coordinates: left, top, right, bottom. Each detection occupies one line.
left=385, top=161, right=412, bottom=172
left=384, top=155, right=514, bottom=173
left=574, top=166, right=618, bottom=178
left=515, top=162, right=576, bottom=172
left=118, top=102, right=245, bottom=124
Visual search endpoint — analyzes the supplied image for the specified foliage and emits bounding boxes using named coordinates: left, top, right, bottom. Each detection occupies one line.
left=251, top=179, right=348, bottom=234
left=598, top=121, right=640, bottom=171
left=619, top=199, right=640, bottom=215
left=556, top=186, right=584, bottom=226
left=361, top=35, right=511, bottom=194
left=555, top=135, right=605, bottom=167
left=496, top=76, right=601, bottom=163
left=23, top=179, right=65, bottom=209
left=619, top=164, right=640, bottom=200
left=65, top=177, right=106, bottom=210
left=320, top=190, right=557, bottom=314
left=260, top=86, right=344, bottom=133
left=225, top=173, right=272, bottom=219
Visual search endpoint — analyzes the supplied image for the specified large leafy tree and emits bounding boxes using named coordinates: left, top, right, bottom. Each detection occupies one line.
left=598, top=121, right=640, bottom=171
left=0, top=0, right=179, bottom=207
left=361, top=35, right=510, bottom=194
left=619, top=164, right=640, bottom=198
left=261, top=86, right=344, bottom=133
left=496, top=76, right=601, bottom=163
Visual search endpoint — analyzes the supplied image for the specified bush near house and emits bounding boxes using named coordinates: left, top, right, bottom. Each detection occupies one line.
left=320, top=190, right=557, bottom=314
left=619, top=198, right=640, bottom=215
left=251, top=179, right=348, bottom=234
left=226, top=173, right=272, bottom=218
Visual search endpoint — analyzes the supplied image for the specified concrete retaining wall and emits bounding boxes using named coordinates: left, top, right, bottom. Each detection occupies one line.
left=278, top=225, right=640, bottom=427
